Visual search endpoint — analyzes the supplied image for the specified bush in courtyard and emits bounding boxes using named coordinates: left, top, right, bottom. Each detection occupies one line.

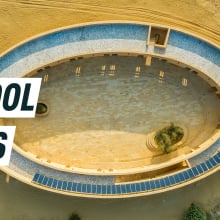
left=68, top=213, right=81, bottom=220
left=155, top=122, right=184, bottom=153
left=183, top=203, right=207, bottom=220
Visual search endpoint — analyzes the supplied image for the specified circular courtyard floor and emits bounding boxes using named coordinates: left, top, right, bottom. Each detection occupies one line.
left=5, top=56, right=220, bottom=171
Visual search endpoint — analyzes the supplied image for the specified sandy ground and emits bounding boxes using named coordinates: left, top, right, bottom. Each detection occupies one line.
left=0, top=0, right=219, bottom=219
left=0, top=171, right=219, bottom=220
left=0, top=0, right=219, bottom=55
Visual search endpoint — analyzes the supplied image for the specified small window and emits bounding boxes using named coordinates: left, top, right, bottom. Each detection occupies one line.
left=109, top=65, right=116, bottom=76
left=136, top=66, right=141, bottom=72
left=75, top=66, right=81, bottom=76
left=43, top=74, right=49, bottom=83
left=159, top=70, right=164, bottom=78
left=182, top=78, right=188, bottom=86
left=110, top=65, right=116, bottom=71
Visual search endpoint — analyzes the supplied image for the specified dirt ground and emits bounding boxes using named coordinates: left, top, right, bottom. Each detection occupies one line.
left=0, top=171, right=219, bottom=220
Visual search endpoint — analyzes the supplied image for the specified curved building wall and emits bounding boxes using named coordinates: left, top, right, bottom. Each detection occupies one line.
left=0, top=22, right=219, bottom=85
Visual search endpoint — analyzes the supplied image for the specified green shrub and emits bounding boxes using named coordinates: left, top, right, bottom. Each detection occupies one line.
left=68, top=213, right=81, bottom=220
left=183, top=203, right=207, bottom=220
left=155, top=122, right=184, bottom=153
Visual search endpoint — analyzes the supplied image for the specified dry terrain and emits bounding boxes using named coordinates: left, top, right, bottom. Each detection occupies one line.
left=0, top=0, right=219, bottom=55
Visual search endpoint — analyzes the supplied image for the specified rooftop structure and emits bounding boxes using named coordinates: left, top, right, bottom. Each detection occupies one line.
left=0, top=22, right=219, bottom=198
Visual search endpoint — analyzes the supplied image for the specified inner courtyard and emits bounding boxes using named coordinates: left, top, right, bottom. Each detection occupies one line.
left=4, top=55, right=220, bottom=171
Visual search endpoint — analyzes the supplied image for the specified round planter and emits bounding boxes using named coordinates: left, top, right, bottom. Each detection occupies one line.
left=146, top=124, right=188, bottom=153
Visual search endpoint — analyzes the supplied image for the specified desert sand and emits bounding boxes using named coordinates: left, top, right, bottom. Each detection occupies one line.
left=0, top=0, right=219, bottom=219
left=0, top=0, right=219, bottom=55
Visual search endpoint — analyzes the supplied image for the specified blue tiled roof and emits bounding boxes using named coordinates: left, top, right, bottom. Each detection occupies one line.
left=0, top=24, right=147, bottom=73
left=168, top=31, right=220, bottom=66
left=31, top=151, right=220, bottom=196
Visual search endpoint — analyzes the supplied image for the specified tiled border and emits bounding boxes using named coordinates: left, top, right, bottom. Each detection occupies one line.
left=0, top=22, right=219, bottom=84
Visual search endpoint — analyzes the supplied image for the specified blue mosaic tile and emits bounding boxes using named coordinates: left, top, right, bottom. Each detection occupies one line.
left=42, top=176, right=48, bottom=185
left=71, top=182, right=77, bottom=192
left=33, top=173, right=40, bottom=182
left=125, top=184, right=132, bottom=193
left=173, top=174, right=180, bottom=183
left=121, top=184, right=127, bottom=194
left=57, top=180, right=63, bottom=190
left=168, top=30, right=220, bottom=66
left=213, top=154, right=220, bottom=163
left=130, top=184, right=136, bottom=192
left=86, top=184, right=91, bottom=193
left=200, top=163, right=208, bottom=172
left=116, top=185, right=122, bottom=194
left=107, top=185, right=112, bottom=194
left=135, top=183, right=141, bottom=192
left=163, top=177, right=171, bottom=186
left=188, top=139, right=220, bottom=166
left=154, top=179, right=161, bottom=189
left=149, top=180, right=156, bottom=190
left=97, top=185, right=102, bottom=194
left=187, top=169, right=195, bottom=178
left=196, top=164, right=204, bottom=174
left=11, top=151, right=115, bottom=186
left=62, top=181, right=67, bottom=190
left=182, top=171, right=190, bottom=180
left=140, top=182, right=146, bottom=191
left=38, top=175, right=44, bottom=184
left=216, top=152, right=220, bottom=159
left=209, top=158, right=217, bottom=167
left=52, top=179, right=58, bottom=188
left=145, top=181, right=151, bottom=190
left=76, top=183, right=82, bottom=192
left=46, top=178, right=53, bottom=187
left=159, top=178, right=166, bottom=188
left=111, top=185, right=117, bottom=194
left=81, top=184, right=87, bottom=193
left=101, top=185, right=107, bottom=194
left=67, top=182, right=72, bottom=191
left=191, top=167, right=199, bottom=176
left=0, top=24, right=147, bottom=72
left=178, top=173, right=185, bottom=182
left=168, top=176, right=176, bottom=185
